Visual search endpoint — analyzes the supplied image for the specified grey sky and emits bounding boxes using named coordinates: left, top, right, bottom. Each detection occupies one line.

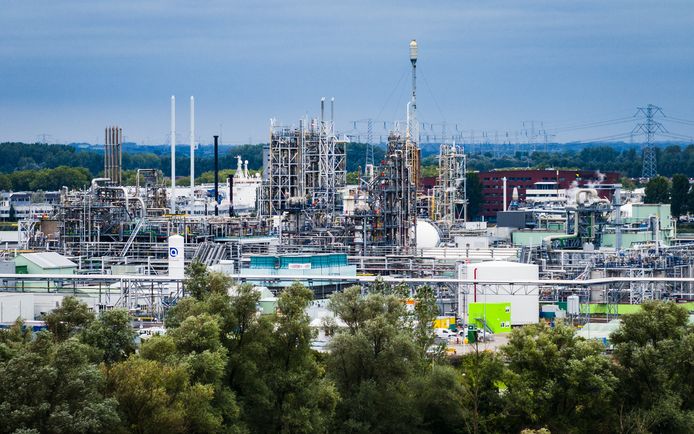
left=1, top=0, right=693, bottom=145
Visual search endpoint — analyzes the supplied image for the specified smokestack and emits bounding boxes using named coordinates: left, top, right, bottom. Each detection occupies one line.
left=118, top=127, right=122, bottom=185
left=104, top=126, right=123, bottom=185
left=104, top=127, right=110, bottom=181
left=214, top=135, right=219, bottom=216
left=190, top=96, right=195, bottom=215
left=171, top=95, right=176, bottom=213
left=321, top=97, right=325, bottom=125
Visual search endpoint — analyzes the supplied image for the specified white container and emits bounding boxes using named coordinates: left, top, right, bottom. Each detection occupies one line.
left=460, top=261, right=540, bottom=326
left=567, top=295, right=580, bottom=315
left=168, top=235, right=185, bottom=279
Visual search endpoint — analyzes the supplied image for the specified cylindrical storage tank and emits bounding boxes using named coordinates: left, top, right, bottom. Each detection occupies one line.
left=463, top=261, right=540, bottom=326
left=168, top=235, right=185, bottom=279
left=566, top=295, right=580, bottom=315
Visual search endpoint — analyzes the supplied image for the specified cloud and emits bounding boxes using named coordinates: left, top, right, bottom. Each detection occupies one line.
left=0, top=0, right=693, bottom=143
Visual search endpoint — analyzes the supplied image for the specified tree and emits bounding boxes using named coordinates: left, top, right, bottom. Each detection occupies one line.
left=611, top=301, right=694, bottom=433
left=411, top=285, right=439, bottom=354
left=458, top=350, right=508, bottom=434
left=619, top=176, right=636, bottom=191
left=644, top=176, right=670, bottom=204
left=80, top=309, right=136, bottom=364
left=184, top=261, right=231, bottom=300
left=327, top=290, right=422, bottom=432
left=0, top=335, right=120, bottom=433
left=466, top=172, right=484, bottom=219
left=0, top=319, right=33, bottom=362
left=671, top=174, right=690, bottom=217
left=688, top=186, right=694, bottom=216
left=107, top=357, right=220, bottom=434
left=221, top=284, right=278, bottom=430
left=326, top=285, right=462, bottom=433
left=167, top=267, right=335, bottom=433
left=502, top=322, right=618, bottom=433
left=0, top=173, right=11, bottom=191
left=144, top=312, right=243, bottom=433
left=43, top=296, right=95, bottom=341
left=256, top=282, right=337, bottom=433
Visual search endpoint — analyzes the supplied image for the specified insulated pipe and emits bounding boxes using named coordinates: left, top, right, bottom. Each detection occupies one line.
left=170, top=96, right=176, bottom=213
left=228, top=174, right=234, bottom=217
left=214, top=135, right=219, bottom=216
left=502, top=177, right=508, bottom=212
left=98, top=186, right=130, bottom=213
left=104, top=128, right=109, bottom=181
left=91, top=178, right=110, bottom=191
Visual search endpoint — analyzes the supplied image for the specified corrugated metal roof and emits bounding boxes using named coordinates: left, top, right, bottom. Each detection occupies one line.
left=20, top=252, right=76, bottom=269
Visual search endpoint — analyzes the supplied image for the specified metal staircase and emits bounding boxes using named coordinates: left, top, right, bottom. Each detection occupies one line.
left=119, top=219, right=144, bottom=257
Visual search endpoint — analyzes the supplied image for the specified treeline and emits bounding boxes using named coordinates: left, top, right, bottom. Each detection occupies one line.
left=2, top=142, right=694, bottom=192
left=1, top=264, right=692, bottom=433
left=643, top=174, right=694, bottom=217
left=0, top=143, right=263, bottom=183
left=0, top=166, right=92, bottom=191
left=458, top=145, right=694, bottom=178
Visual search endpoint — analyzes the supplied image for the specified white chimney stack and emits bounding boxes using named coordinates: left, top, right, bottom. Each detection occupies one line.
left=190, top=96, right=195, bottom=215
left=170, top=95, right=176, bottom=213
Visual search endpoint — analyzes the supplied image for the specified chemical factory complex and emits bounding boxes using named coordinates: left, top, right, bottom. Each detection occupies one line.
left=0, top=42, right=692, bottom=344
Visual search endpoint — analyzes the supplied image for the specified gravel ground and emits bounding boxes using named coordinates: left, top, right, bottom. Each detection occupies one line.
left=446, top=333, right=510, bottom=355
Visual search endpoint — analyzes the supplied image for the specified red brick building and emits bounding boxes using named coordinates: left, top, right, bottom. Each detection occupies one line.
left=477, top=169, right=620, bottom=219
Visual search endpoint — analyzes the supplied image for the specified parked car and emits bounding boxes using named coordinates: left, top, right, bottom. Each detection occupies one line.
left=434, top=328, right=455, bottom=339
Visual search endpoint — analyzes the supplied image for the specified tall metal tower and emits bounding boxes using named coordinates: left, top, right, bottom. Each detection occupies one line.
left=365, top=118, right=374, bottom=166
left=405, top=39, right=421, bottom=188
left=633, top=104, right=665, bottom=179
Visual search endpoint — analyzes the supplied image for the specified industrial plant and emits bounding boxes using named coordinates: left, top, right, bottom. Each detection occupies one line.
left=0, top=41, right=692, bottom=343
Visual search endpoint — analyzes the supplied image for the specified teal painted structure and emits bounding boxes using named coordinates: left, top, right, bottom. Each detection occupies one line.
left=241, top=253, right=357, bottom=293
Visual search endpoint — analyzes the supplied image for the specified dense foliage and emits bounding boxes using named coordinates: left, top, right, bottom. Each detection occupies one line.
left=2, top=142, right=693, bottom=192
left=0, top=265, right=692, bottom=433
left=460, top=145, right=694, bottom=178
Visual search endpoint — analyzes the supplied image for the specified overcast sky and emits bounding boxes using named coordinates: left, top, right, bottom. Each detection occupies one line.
left=1, top=0, right=693, bottom=145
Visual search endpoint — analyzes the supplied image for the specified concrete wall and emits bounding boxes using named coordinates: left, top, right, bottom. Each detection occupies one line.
left=0, top=293, right=35, bottom=322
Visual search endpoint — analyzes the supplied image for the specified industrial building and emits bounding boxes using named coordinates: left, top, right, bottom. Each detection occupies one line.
left=478, top=169, right=620, bottom=219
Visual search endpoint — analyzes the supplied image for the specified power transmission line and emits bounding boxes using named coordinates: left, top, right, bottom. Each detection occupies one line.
left=633, top=104, right=666, bottom=179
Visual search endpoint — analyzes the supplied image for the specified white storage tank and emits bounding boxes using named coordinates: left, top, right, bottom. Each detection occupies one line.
left=168, top=235, right=185, bottom=279
left=416, top=220, right=441, bottom=249
left=566, top=295, right=580, bottom=315
left=459, top=261, right=539, bottom=326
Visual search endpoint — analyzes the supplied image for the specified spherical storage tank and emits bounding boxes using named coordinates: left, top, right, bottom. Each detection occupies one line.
left=415, top=220, right=441, bottom=249
left=168, top=234, right=185, bottom=279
